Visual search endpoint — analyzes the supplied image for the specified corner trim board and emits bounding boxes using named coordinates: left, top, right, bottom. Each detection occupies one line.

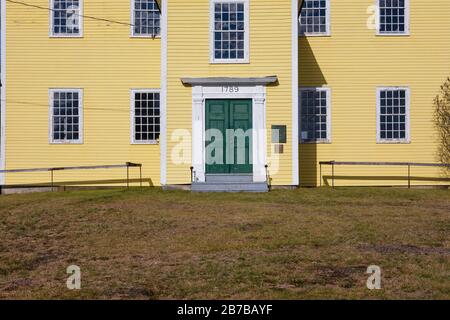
left=1, top=0, right=6, bottom=185
left=160, top=0, right=168, bottom=185
left=291, top=0, right=299, bottom=185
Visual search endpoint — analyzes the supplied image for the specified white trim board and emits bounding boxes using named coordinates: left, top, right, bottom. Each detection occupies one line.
left=159, top=0, right=168, bottom=185
left=291, top=0, right=299, bottom=185
left=191, top=85, right=267, bottom=183
left=181, top=76, right=277, bottom=86
left=1, top=0, right=6, bottom=185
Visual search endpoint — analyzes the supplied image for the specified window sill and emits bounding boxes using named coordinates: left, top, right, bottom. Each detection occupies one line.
left=377, top=140, right=411, bottom=144
left=130, top=35, right=161, bottom=39
left=131, top=141, right=159, bottom=145
left=50, top=35, right=84, bottom=38
left=299, top=33, right=331, bottom=37
left=300, top=140, right=332, bottom=144
left=375, top=32, right=410, bottom=37
left=50, top=141, right=84, bottom=145
left=210, top=59, right=250, bottom=65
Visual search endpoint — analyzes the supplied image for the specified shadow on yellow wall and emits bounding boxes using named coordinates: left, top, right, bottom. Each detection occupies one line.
left=299, top=37, right=328, bottom=187
left=322, top=175, right=450, bottom=186
left=3, top=178, right=155, bottom=188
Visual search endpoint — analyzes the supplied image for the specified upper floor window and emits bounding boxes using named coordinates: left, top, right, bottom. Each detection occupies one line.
left=51, top=0, right=83, bottom=37
left=377, top=0, right=409, bottom=35
left=299, top=0, right=330, bottom=36
left=299, top=87, right=331, bottom=143
left=377, top=87, right=410, bottom=143
left=132, top=0, right=161, bottom=37
left=210, top=0, right=249, bottom=64
left=131, top=90, right=161, bottom=144
left=50, top=89, right=83, bottom=144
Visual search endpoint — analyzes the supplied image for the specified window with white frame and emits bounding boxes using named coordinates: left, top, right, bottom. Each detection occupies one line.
left=300, top=88, right=331, bottom=143
left=50, top=89, right=83, bottom=143
left=51, top=0, right=82, bottom=36
left=132, top=0, right=161, bottom=37
left=377, top=0, right=409, bottom=35
left=377, top=87, right=410, bottom=142
left=131, top=91, right=160, bottom=143
left=211, top=0, right=249, bottom=63
left=299, top=0, right=330, bottom=36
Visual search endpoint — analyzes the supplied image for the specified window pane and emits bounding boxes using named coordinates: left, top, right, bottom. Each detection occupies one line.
left=299, top=0, right=329, bottom=35
left=52, top=0, right=81, bottom=35
left=133, top=92, right=161, bottom=142
left=379, top=89, right=408, bottom=141
left=133, top=0, right=161, bottom=36
left=52, top=90, right=81, bottom=142
left=213, top=1, right=246, bottom=61
left=379, top=0, right=407, bottom=34
left=300, top=88, right=329, bottom=142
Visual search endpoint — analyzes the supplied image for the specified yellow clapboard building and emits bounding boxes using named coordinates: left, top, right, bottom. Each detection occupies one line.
left=0, top=0, right=449, bottom=191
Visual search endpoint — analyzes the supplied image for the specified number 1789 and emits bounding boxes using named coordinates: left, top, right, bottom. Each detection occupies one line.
left=222, top=86, right=240, bottom=93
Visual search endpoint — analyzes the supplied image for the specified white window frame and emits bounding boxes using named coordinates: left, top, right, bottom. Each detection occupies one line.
left=299, top=87, right=332, bottom=144
left=49, top=88, right=84, bottom=144
left=209, top=0, right=250, bottom=64
left=376, top=0, right=410, bottom=36
left=130, top=0, right=161, bottom=38
left=376, top=86, right=411, bottom=144
left=49, top=0, right=84, bottom=38
left=298, top=0, right=331, bottom=37
left=130, top=89, right=161, bottom=145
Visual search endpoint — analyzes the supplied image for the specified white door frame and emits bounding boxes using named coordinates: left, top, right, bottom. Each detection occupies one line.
left=191, top=85, right=267, bottom=183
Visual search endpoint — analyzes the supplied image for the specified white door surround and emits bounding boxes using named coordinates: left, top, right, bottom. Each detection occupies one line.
left=186, top=79, right=274, bottom=183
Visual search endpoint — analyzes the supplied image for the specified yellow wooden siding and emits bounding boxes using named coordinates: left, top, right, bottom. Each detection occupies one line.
left=299, top=0, right=450, bottom=187
left=5, top=0, right=448, bottom=189
left=166, top=0, right=294, bottom=185
left=5, top=1, right=161, bottom=186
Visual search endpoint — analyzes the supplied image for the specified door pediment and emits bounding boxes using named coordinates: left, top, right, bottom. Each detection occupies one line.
left=181, top=76, right=278, bottom=86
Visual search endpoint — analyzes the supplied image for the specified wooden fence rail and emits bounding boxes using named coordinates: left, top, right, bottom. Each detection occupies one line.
left=319, top=161, right=450, bottom=188
left=0, top=162, right=143, bottom=189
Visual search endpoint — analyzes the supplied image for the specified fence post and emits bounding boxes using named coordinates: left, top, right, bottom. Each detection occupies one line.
left=50, top=169, right=54, bottom=191
left=319, top=163, right=322, bottom=187
left=332, top=161, right=335, bottom=189
left=408, top=164, right=411, bottom=189
left=126, top=164, right=130, bottom=188
left=139, top=165, right=143, bottom=187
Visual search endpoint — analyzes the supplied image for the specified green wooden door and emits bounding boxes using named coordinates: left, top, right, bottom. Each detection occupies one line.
left=205, top=100, right=229, bottom=174
left=205, top=99, right=252, bottom=174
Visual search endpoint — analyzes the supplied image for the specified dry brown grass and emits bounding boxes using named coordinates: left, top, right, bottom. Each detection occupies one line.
left=0, top=187, right=449, bottom=299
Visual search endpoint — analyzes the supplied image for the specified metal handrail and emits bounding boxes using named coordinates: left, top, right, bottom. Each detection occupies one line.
left=265, top=164, right=271, bottom=189
left=319, top=161, right=450, bottom=188
left=0, top=162, right=143, bottom=189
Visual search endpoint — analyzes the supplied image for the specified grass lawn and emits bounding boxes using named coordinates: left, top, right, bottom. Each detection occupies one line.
left=0, top=187, right=449, bottom=299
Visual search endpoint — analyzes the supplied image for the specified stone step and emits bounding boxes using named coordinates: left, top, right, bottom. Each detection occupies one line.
left=205, top=174, right=253, bottom=183
left=191, top=182, right=269, bottom=193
